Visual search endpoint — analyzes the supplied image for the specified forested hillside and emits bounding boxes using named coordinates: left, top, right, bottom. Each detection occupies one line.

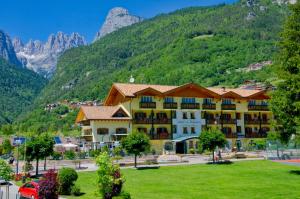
left=14, top=0, right=289, bottom=133
left=37, top=0, right=287, bottom=105
left=0, top=58, right=46, bottom=125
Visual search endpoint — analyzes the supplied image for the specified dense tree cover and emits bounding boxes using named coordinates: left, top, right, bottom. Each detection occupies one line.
left=270, top=1, right=300, bottom=143
left=0, top=58, right=46, bottom=125
left=34, top=0, right=287, bottom=106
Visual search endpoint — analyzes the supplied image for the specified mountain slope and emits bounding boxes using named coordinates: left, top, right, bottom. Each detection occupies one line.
left=0, top=58, right=46, bottom=124
left=13, top=32, right=86, bottom=77
left=37, top=0, right=287, bottom=105
left=0, top=30, right=21, bottom=66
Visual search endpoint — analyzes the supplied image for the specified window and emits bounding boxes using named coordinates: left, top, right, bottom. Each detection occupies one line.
left=141, top=96, right=153, bottom=102
left=135, top=112, right=146, bottom=119
left=116, top=128, right=127, bottom=135
left=203, top=98, right=212, bottom=104
left=183, top=127, right=188, bottom=134
left=191, top=127, right=196, bottom=134
left=137, top=127, right=147, bottom=133
left=113, top=109, right=128, bottom=117
left=248, top=100, right=256, bottom=105
left=182, top=97, right=196, bottom=103
left=171, top=111, right=177, bottom=119
left=164, top=97, right=174, bottom=103
left=237, top=126, right=242, bottom=133
left=157, top=112, right=167, bottom=119
left=190, top=112, right=195, bottom=119
left=222, top=98, right=232, bottom=105
left=24, top=183, right=35, bottom=188
left=261, top=101, right=268, bottom=106
left=183, top=112, right=188, bottom=119
left=172, top=125, right=177, bottom=134
left=97, top=128, right=109, bottom=135
left=221, top=114, right=231, bottom=120
left=236, top=113, right=241, bottom=120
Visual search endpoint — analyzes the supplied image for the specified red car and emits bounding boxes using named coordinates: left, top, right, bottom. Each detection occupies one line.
left=18, top=181, right=39, bottom=199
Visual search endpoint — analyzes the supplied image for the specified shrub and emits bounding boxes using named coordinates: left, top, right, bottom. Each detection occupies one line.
left=89, top=149, right=101, bottom=157
left=58, top=168, right=78, bottom=195
left=189, top=148, right=195, bottom=154
left=38, top=169, right=59, bottom=199
left=113, top=191, right=131, bottom=199
left=22, top=162, right=33, bottom=172
left=52, top=151, right=62, bottom=160
left=64, top=150, right=76, bottom=160
left=96, top=152, right=124, bottom=199
left=71, top=184, right=81, bottom=196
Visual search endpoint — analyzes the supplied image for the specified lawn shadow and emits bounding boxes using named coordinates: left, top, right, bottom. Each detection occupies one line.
left=136, top=166, right=160, bottom=170
left=289, top=170, right=300, bottom=175
left=207, top=160, right=233, bottom=165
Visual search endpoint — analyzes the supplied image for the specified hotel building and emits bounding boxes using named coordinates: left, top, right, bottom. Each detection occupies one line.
left=76, top=83, right=273, bottom=154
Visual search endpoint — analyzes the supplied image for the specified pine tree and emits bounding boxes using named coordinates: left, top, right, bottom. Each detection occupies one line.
left=270, top=1, right=300, bottom=143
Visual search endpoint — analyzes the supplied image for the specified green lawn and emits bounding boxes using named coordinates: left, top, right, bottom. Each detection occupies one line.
left=69, top=160, right=300, bottom=199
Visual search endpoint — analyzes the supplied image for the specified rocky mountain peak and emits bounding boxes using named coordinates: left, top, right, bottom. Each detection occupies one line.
left=0, top=30, right=21, bottom=66
left=94, top=7, right=143, bottom=41
left=14, top=32, right=86, bottom=77
left=12, top=37, right=24, bottom=52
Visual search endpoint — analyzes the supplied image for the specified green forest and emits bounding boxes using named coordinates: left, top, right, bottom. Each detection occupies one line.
left=0, top=58, right=46, bottom=125
left=3, top=0, right=291, bottom=134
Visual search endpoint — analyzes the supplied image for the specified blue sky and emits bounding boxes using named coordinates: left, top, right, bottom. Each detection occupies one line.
left=0, top=0, right=236, bottom=43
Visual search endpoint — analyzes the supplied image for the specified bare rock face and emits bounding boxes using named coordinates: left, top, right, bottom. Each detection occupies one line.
left=13, top=32, right=86, bottom=78
left=94, top=7, right=143, bottom=41
left=0, top=30, right=21, bottom=66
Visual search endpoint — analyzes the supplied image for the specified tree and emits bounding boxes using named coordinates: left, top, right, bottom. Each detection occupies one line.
left=58, top=168, right=78, bottom=195
left=38, top=169, right=59, bottom=199
left=2, top=139, right=12, bottom=154
left=270, top=1, right=300, bottom=143
left=199, top=128, right=227, bottom=163
left=96, top=152, right=124, bottom=199
left=39, top=133, right=55, bottom=170
left=121, top=131, right=150, bottom=168
left=267, top=131, right=281, bottom=158
left=26, top=134, right=55, bottom=176
left=0, top=159, right=13, bottom=199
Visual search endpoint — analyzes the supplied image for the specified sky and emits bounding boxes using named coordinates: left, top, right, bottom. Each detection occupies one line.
left=0, top=0, right=236, bottom=43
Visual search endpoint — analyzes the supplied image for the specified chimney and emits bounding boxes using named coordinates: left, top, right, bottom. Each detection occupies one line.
left=221, top=87, right=226, bottom=92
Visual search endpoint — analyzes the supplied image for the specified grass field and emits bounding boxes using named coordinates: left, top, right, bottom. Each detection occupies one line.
left=68, top=160, right=300, bottom=199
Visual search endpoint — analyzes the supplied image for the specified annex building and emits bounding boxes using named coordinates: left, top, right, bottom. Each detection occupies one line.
left=76, top=83, right=273, bottom=154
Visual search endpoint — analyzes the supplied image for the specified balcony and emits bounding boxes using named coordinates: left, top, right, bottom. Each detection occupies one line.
left=140, top=102, right=156, bottom=109
left=202, top=103, right=216, bottom=110
left=206, top=119, right=219, bottom=125
left=245, top=132, right=267, bottom=138
left=181, top=103, right=200, bottom=109
left=221, top=104, right=236, bottom=110
left=245, top=119, right=270, bottom=125
left=149, top=132, right=171, bottom=140
left=221, top=119, right=236, bottom=124
left=163, top=102, right=178, bottom=109
left=248, top=105, right=269, bottom=111
left=133, top=118, right=171, bottom=124
left=224, top=132, right=237, bottom=139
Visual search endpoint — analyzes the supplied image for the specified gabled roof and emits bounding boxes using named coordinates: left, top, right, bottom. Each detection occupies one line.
left=113, top=83, right=178, bottom=97
left=207, top=87, right=269, bottom=99
left=76, top=106, right=131, bottom=123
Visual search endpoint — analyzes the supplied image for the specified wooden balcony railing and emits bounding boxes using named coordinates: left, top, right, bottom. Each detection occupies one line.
left=163, top=102, right=178, bottom=109
left=133, top=118, right=171, bottom=124
left=221, top=104, right=236, bottom=110
left=202, top=103, right=216, bottom=110
left=150, top=132, right=171, bottom=140
left=221, top=119, right=236, bottom=124
left=245, top=132, right=267, bottom=138
left=224, top=133, right=237, bottom=139
left=245, top=119, right=270, bottom=125
left=248, top=105, right=269, bottom=111
left=181, top=103, right=200, bottom=109
left=140, top=102, right=156, bottom=109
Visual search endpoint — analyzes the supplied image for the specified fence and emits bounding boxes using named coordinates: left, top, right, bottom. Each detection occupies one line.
left=266, top=141, right=300, bottom=160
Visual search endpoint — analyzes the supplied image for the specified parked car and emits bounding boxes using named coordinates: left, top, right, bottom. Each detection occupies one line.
left=18, top=181, right=39, bottom=199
